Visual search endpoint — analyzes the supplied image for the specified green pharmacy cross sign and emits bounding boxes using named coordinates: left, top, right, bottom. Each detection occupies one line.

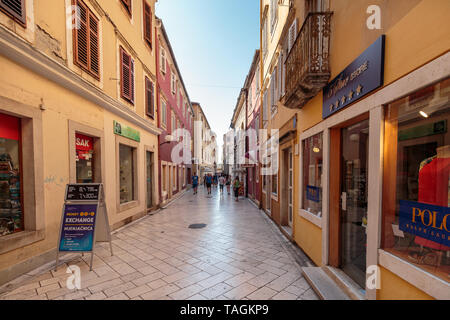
left=113, top=121, right=140, bottom=142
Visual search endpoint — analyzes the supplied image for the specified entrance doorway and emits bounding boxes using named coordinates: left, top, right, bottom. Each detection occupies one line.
left=329, top=115, right=369, bottom=289
left=341, top=119, right=369, bottom=288
left=146, top=151, right=154, bottom=211
left=281, top=148, right=293, bottom=233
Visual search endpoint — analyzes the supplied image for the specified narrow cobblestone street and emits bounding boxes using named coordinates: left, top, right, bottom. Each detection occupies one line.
left=0, top=186, right=318, bottom=300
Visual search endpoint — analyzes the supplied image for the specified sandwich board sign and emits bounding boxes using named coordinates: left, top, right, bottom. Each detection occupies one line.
left=55, top=183, right=113, bottom=271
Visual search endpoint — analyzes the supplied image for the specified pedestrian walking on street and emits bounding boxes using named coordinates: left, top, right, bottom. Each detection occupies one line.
left=219, top=175, right=226, bottom=194
left=226, top=175, right=231, bottom=195
left=205, top=174, right=212, bottom=195
left=192, top=173, right=199, bottom=195
left=233, top=176, right=241, bottom=202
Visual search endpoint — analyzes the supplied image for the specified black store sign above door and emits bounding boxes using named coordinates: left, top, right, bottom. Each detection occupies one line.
left=323, top=35, right=385, bottom=119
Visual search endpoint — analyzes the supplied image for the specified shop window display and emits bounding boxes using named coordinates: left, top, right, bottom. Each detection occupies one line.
left=119, top=144, right=135, bottom=204
left=75, top=133, right=94, bottom=183
left=382, top=78, right=450, bottom=282
left=302, top=133, right=323, bottom=216
left=0, top=114, right=23, bottom=237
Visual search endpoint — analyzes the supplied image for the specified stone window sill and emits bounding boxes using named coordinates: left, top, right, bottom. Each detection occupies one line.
left=299, top=209, right=322, bottom=228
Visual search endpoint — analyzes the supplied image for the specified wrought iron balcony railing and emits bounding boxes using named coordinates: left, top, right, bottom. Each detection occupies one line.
left=283, top=12, right=332, bottom=109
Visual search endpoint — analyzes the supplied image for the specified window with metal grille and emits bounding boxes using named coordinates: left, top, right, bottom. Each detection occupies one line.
left=145, top=77, right=154, bottom=118
left=143, top=0, right=152, bottom=47
left=73, top=0, right=100, bottom=79
left=0, top=0, right=26, bottom=26
left=120, top=0, right=132, bottom=16
left=120, top=46, right=135, bottom=104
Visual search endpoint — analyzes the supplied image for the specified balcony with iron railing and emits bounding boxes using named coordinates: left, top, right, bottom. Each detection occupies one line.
left=283, top=12, right=332, bottom=109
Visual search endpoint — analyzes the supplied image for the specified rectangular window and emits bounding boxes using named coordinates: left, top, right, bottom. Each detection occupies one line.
left=302, top=132, right=323, bottom=216
left=382, top=78, right=450, bottom=282
left=73, top=0, right=100, bottom=79
left=120, top=47, right=135, bottom=104
left=272, top=151, right=278, bottom=196
left=0, top=0, right=26, bottom=26
left=161, top=98, right=167, bottom=127
left=270, top=0, right=278, bottom=34
left=120, top=0, right=132, bottom=16
left=0, top=113, right=23, bottom=237
left=145, top=77, right=154, bottom=118
left=119, top=144, right=135, bottom=204
left=171, top=73, right=176, bottom=95
left=162, top=164, right=167, bottom=193
left=160, top=46, right=166, bottom=74
left=75, top=133, right=95, bottom=183
left=262, top=18, right=268, bottom=59
left=143, top=0, right=152, bottom=47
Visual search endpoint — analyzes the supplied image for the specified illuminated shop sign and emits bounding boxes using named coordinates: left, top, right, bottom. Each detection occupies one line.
left=323, top=35, right=385, bottom=119
left=399, top=200, right=450, bottom=247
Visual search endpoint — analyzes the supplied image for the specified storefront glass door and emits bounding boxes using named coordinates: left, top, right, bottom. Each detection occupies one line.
left=341, top=119, right=369, bottom=288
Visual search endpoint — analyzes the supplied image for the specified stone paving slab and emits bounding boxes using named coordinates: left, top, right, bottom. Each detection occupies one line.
left=0, top=187, right=317, bottom=300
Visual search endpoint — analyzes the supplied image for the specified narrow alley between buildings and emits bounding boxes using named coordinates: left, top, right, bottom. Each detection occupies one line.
left=0, top=186, right=318, bottom=301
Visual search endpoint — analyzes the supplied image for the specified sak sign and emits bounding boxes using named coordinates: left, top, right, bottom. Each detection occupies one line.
left=113, top=120, right=140, bottom=142
left=399, top=200, right=450, bottom=247
left=323, top=35, right=385, bottom=119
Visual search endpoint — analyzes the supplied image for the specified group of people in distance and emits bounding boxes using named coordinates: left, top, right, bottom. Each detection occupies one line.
left=191, top=173, right=242, bottom=202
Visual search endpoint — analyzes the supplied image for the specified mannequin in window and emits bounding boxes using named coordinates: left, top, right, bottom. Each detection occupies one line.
left=410, top=145, right=450, bottom=265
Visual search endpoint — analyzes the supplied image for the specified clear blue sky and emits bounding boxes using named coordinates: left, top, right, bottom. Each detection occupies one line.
left=155, top=0, right=260, bottom=161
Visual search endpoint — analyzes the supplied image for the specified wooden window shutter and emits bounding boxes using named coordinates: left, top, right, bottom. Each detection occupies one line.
left=0, top=0, right=26, bottom=25
left=145, top=77, right=154, bottom=118
left=130, top=58, right=135, bottom=103
left=89, top=13, right=100, bottom=77
left=288, top=19, right=297, bottom=52
left=120, top=47, right=132, bottom=103
left=121, top=0, right=132, bottom=15
left=75, top=0, right=89, bottom=70
left=143, top=1, right=152, bottom=47
left=74, top=0, right=100, bottom=79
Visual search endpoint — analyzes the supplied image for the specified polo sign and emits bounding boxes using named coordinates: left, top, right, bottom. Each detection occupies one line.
left=399, top=200, right=450, bottom=247
left=323, top=35, right=385, bottom=119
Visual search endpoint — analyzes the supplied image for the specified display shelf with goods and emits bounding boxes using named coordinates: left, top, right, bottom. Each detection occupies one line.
left=0, top=156, right=22, bottom=237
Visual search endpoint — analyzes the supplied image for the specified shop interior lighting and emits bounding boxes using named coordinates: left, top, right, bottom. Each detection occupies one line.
left=419, top=110, right=429, bottom=118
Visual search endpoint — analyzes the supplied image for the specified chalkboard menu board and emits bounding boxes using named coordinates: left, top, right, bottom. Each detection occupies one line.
left=65, top=184, right=100, bottom=201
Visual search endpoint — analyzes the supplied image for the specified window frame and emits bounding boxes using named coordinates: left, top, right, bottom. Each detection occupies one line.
left=142, top=0, right=152, bottom=48
left=160, top=97, right=167, bottom=128
left=119, top=46, right=135, bottom=105
left=160, top=46, right=167, bottom=74
left=145, top=76, right=154, bottom=119
left=73, top=0, right=100, bottom=80
left=120, top=0, right=132, bottom=17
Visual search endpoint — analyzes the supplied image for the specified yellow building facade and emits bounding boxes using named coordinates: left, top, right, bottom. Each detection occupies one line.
left=0, top=0, right=161, bottom=285
left=262, top=0, right=450, bottom=299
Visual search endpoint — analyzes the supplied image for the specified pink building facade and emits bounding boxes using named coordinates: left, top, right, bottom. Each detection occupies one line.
left=156, top=19, right=194, bottom=205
